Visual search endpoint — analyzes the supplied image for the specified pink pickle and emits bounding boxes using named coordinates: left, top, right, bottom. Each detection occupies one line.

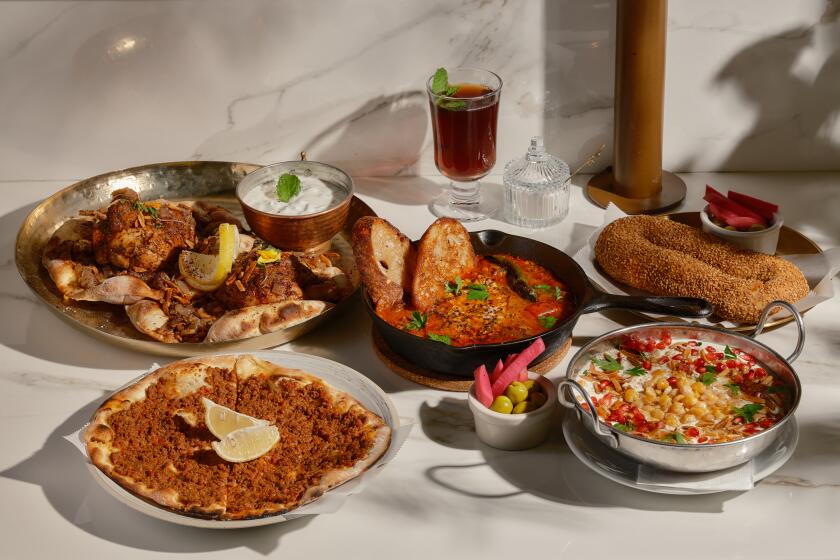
left=474, top=364, right=493, bottom=408
left=504, top=353, right=518, bottom=367
left=489, top=359, right=505, bottom=384
left=518, top=368, right=528, bottom=382
left=491, top=338, right=546, bottom=396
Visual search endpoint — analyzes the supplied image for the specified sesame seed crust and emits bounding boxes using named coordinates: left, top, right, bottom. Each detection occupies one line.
left=594, top=216, right=809, bottom=324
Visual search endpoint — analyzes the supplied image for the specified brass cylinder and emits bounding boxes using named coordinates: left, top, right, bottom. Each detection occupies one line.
left=613, top=0, right=667, bottom=198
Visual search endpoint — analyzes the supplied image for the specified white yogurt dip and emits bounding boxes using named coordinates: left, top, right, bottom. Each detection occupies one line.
left=241, top=174, right=346, bottom=216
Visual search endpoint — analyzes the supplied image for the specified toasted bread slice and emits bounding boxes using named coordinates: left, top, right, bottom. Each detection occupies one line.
left=352, top=217, right=415, bottom=307
left=411, top=218, right=477, bottom=311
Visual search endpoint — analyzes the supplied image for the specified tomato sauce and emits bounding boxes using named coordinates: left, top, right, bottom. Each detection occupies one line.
left=377, top=254, right=573, bottom=346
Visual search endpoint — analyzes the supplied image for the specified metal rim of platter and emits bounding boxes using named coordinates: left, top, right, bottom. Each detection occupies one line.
left=15, top=161, right=374, bottom=357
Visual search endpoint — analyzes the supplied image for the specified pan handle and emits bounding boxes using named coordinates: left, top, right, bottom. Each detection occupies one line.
left=557, top=379, right=619, bottom=448
left=749, top=300, right=805, bottom=363
left=581, top=293, right=714, bottom=318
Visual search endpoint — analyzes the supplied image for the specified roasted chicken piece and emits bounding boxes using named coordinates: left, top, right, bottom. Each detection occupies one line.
left=214, top=252, right=304, bottom=309
left=92, top=188, right=196, bottom=273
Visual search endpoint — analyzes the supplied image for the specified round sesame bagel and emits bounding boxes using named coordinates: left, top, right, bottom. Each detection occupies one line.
left=594, top=216, right=809, bottom=324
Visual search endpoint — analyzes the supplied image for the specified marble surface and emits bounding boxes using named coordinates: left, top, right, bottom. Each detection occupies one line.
left=1, top=171, right=839, bottom=559
left=2, top=0, right=840, bottom=181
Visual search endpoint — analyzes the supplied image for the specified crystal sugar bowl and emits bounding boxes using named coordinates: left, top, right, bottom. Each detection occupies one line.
left=502, top=137, right=570, bottom=228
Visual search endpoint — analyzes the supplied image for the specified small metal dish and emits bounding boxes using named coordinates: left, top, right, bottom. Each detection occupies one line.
left=236, top=156, right=354, bottom=253
left=558, top=300, right=804, bottom=473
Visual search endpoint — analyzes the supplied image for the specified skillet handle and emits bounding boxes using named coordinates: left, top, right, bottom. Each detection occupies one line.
left=749, top=300, right=805, bottom=363
left=581, top=293, right=714, bottom=318
left=557, top=379, right=619, bottom=448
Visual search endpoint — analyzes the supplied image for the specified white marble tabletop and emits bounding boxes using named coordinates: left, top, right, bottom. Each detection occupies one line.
left=1, top=172, right=839, bottom=559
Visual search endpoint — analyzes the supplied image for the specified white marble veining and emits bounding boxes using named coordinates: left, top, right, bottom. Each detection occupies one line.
left=0, top=173, right=839, bottom=559
left=1, top=0, right=839, bottom=183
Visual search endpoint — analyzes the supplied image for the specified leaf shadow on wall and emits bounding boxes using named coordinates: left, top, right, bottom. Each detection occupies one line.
left=302, top=90, right=443, bottom=206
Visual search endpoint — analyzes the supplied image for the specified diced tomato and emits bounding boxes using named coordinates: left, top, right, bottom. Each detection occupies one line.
left=607, top=410, right=625, bottom=424
left=596, top=380, right=611, bottom=392
left=726, top=359, right=738, bottom=369
left=599, top=394, right=615, bottom=408
left=659, top=356, right=670, bottom=364
left=698, top=436, right=709, bottom=444
left=631, top=407, right=646, bottom=426
left=590, top=396, right=598, bottom=406
left=642, top=359, right=652, bottom=370
left=715, top=363, right=725, bottom=372
left=667, top=376, right=678, bottom=388
left=686, top=427, right=700, bottom=438
left=581, top=403, right=590, bottom=412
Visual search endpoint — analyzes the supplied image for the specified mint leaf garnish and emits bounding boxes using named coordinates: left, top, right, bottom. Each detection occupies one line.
left=276, top=173, right=301, bottom=203
left=431, top=68, right=448, bottom=95
left=725, top=382, right=740, bottom=396
left=724, top=345, right=737, bottom=359
left=701, top=372, right=717, bottom=385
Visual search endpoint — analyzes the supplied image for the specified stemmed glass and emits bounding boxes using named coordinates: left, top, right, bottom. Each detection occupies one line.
left=426, top=68, right=502, bottom=222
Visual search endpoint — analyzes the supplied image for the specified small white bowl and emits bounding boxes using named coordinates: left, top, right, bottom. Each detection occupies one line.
left=467, top=372, right=557, bottom=451
left=700, top=205, right=782, bottom=255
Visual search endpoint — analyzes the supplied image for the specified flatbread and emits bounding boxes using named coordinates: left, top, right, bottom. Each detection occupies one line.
left=203, top=300, right=330, bottom=343
left=83, top=354, right=391, bottom=520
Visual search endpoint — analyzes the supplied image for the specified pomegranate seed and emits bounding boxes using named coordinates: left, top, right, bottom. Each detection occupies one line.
left=686, top=427, right=700, bottom=438
left=642, top=359, right=652, bottom=370
left=716, top=363, right=725, bottom=372
left=698, top=436, right=709, bottom=443
left=662, top=333, right=672, bottom=345
left=726, top=359, right=738, bottom=369
left=667, top=376, right=678, bottom=388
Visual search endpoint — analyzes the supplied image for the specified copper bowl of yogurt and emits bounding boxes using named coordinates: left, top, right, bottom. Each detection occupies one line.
left=236, top=159, right=354, bottom=253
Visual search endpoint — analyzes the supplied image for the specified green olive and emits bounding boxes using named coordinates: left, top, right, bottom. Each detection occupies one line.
left=512, top=401, right=530, bottom=414
left=528, top=392, right=547, bottom=409
left=490, top=395, right=513, bottom=414
left=748, top=224, right=766, bottom=231
left=505, top=381, right=529, bottom=404
left=521, top=379, right=536, bottom=391
left=724, top=225, right=737, bottom=231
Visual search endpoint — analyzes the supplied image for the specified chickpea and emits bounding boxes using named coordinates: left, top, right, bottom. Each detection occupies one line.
left=683, top=395, right=698, bottom=407
left=659, top=395, right=672, bottom=409
left=691, top=381, right=705, bottom=394
left=655, top=378, right=670, bottom=391
left=702, top=392, right=718, bottom=404
left=681, top=383, right=694, bottom=397
left=703, top=413, right=716, bottom=422
left=650, top=409, right=665, bottom=421
left=665, top=414, right=679, bottom=427
left=682, top=414, right=697, bottom=424
left=644, top=386, right=657, bottom=398
left=624, top=388, right=638, bottom=402
left=670, top=403, right=686, bottom=415
left=690, top=404, right=707, bottom=416
left=642, top=393, right=656, bottom=405
left=674, top=394, right=685, bottom=403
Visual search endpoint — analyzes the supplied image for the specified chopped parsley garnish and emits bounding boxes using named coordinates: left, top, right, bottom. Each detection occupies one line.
left=733, top=403, right=763, bottom=423
left=613, top=422, right=635, bottom=432
left=276, top=173, right=301, bottom=202
left=662, top=432, right=687, bottom=444
left=592, top=354, right=622, bottom=372
left=624, top=366, right=647, bottom=377
left=555, top=286, right=565, bottom=301
left=465, top=283, right=489, bottom=300
left=533, top=284, right=564, bottom=301
left=444, top=276, right=464, bottom=295
left=725, top=382, right=740, bottom=396
left=724, top=345, right=737, bottom=359
left=538, top=316, right=558, bottom=329
left=427, top=333, right=452, bottom=345
left=133, top=200, right=159, bottom=220
left=705, top=365, right=718, bottom=374
left=700, top=372, right=717, bottom=386
left=405, top=311, right=427, bottom=331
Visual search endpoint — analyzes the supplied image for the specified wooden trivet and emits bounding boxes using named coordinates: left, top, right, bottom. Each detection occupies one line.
left=372, top=329, right=572, bottom=392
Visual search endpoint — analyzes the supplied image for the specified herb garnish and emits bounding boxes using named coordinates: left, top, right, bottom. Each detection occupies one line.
left=592, top=354, right=622, bottom=372
left=276, top=173, right=301, bottom=203
left=533, top=284, right=565, bottom=301
left=555, top=286, right=565, bottom=301
left=444, top=276, right=464, bottom=296
left=539, top=316, right=558, bottom=329
left=133, top=200, right=159, bottom=220
left=733, top=403, right=763, bottom=423
left=431, top=67, right=466, bottom=110
left=428, top=333, right=452, bottom=345
left=613, top=422, right=635, bottom=432
left=700, top=372, right=717, bottom=386
left=725, top=382, right=740, bottom=396
left=662, top=432, right=687, bottom=444
left=405, top=311, right=427, bottom=331
left=724, top=345, right=737, bottom=359
left=465, top=283, right=489, bottom=300
left=625, top=366, right=647, bottom=377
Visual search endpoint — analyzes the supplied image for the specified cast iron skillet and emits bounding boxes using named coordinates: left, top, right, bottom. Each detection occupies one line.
left=365, top=230, right=714, bottom=378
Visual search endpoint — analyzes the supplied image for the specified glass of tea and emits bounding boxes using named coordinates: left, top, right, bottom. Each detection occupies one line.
left=426, top=68, right=502, bottom=221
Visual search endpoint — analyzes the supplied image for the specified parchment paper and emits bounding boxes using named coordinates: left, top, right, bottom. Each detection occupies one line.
left=573, top=204, right=840, bottom=328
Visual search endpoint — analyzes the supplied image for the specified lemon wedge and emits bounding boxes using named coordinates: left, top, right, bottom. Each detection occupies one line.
left=211, top=424, right=280, bottom=463
left=202, top=397, right=269, bottom=439
left=179, top=223, right=240, bottom=291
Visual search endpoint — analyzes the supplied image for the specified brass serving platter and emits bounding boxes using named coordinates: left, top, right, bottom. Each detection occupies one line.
left=666, top=211, right=822, bottom=331
left=15, top=161, right=374, bottom=357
